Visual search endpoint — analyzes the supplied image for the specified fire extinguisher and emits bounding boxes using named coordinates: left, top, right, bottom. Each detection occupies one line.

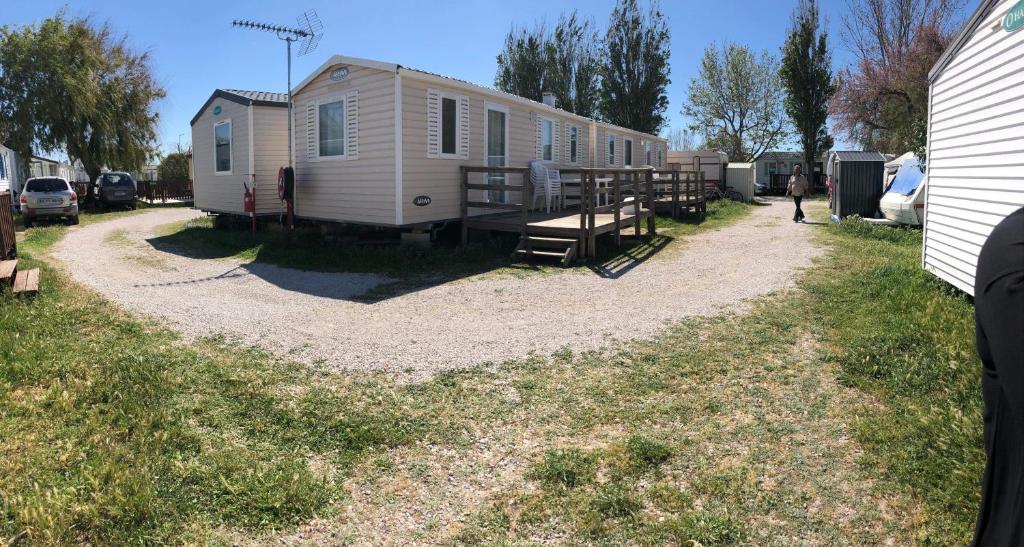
left=278, top=166, right=295, bottom=240
left=243, top=176, right=256, bottom=234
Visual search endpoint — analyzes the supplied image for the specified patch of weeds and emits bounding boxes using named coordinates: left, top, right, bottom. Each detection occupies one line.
left=656, top=509, right=744, bottom=546
left=529, top=448, right=597, bottom=489
left=626, top=435, right=672, bottom=471
left=589, top=482, right=641, bottom=518
left=648, top=483, right=693, bottom=514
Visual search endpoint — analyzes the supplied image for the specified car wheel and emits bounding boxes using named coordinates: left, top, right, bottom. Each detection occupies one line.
left=70, top=215, right=80, bottom=226
left=24, top=217, right=33, bottom=228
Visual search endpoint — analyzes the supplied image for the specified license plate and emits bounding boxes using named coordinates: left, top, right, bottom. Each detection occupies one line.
left=40, top=198, right=61, bottom=205
left=115, top=192, right=127, bottom=198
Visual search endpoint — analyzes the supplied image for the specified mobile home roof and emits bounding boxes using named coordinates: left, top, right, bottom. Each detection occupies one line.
left=189, top=89, right=289, bottom=126
left=292, top=54, right=664, bottom=142
left=929, top=0, right=1000, bottom=81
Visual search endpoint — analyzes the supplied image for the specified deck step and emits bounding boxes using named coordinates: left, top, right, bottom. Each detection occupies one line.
left=514, top=249, right=567, bottom=258
left=12, top=268, right=39, bottom=296
left=0, top=259, right=16, bottom=285
left=524, top=236, right=578, bottom=248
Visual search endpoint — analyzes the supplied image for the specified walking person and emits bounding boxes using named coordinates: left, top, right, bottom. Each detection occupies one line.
left=785, top=164, right=810, bottom=223
left=972, top=207, right=1024, bottom=546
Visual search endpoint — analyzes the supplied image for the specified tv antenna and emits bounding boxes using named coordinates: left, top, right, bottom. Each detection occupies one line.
left=233, top=10, right=323, bottom=167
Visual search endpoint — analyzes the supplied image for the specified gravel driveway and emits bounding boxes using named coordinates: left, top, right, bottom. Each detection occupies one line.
left=53, top=199, right=824, bottom=376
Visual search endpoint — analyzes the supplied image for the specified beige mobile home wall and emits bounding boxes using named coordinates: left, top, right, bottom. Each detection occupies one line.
left=250, top=105, right=289, bottom=215
left=594, top=123, right=666, bottom=169
left=923, top=0, right=1024, bottom=295
left=192, top=99, right=250, bottom=214
left=399, top=75, right=591, bottom=224
left=292, top=65, right=397, bottom=225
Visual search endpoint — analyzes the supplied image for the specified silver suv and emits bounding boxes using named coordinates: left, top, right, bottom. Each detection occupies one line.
left=20, top=177, right=79, bottom=227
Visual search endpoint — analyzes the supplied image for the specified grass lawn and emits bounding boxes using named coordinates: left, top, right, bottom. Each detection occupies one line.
left=150, top=200, right=752, bottom=279
left=0, top=205, right=983, bottom=544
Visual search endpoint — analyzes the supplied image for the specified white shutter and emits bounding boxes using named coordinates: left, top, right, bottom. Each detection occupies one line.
left=564, top=125, right=571, bottom=163
left=426, top=88, right=440, bottom=158
left=306, top=102, right=317, bottom=160
left=346, top=91, right=358, bottom=160
left=458, top=95, right=470, bottom=159
left=552, top=120, right=560, bottom=162
left=617, top=135, right=624, bottom=167
left=535, top=115, right=543, bottom=159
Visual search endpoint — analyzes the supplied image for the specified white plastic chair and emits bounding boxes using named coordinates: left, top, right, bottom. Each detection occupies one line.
left=546, top=168, right=563, bottom=211
left=529, top=160, right=550, bottom=211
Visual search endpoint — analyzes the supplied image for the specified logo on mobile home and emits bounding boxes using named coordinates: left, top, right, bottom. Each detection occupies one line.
left=330, top=67, right=350, bottom=81
left=1006, top=0, right=1024, bottom=32
left=413, top=195, right=431, bottom=206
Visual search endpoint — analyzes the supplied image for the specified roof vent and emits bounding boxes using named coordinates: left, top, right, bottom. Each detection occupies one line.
left=542, top=92, right=556, bottom=108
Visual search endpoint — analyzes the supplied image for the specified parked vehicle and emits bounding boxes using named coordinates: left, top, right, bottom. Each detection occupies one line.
left=20, top=177, right=78, bottom=227
left=96, top=172, right=137, bottom=209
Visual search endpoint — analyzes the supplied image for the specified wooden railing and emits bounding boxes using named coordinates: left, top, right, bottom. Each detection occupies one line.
left=0, top=192, right=16, bottom=259
left=459, top=166, right=532, bottom=245
left=459, top=166, right=707, bottom=259
left=71, top=179, right=194, bottom=204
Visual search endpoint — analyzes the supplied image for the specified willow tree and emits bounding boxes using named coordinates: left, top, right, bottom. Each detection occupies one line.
left=0, top=13, right=164, bottom=182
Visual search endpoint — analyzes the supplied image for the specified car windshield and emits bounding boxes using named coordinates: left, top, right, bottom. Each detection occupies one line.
left=100, top=174, right=134, bottom=187
left=25, top=178, right=69, bottom=192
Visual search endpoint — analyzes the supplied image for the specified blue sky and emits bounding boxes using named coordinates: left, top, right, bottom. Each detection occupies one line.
left=5, top=0, right=976, bottom=155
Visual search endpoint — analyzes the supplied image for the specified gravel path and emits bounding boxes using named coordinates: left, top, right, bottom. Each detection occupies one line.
left=53, top=199, right=824, bottom=376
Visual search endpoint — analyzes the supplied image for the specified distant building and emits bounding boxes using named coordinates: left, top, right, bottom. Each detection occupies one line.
left=753, top=151, right=825, bottom=193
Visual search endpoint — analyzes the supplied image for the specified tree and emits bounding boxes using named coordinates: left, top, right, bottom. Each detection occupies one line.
left=0, top=13, right=165, bottom=182
left=831, top=0, right=961, bottom=156
left=682, top=43, right=789, bottom=162
left=158, top=152, right=191, bottom=182
left=600, top=0, right=671, bottom=134
left=495, top=13, right=601, bottom=118
left=781, top=0, right=834, bottom=178
left=665, top=127, right=699, bottom=151
left=495, top=24, right=548, bottom=103
left=544, top=12, right=601, bottom=118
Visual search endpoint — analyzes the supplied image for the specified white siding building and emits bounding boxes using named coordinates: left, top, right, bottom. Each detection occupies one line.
left=923, top=0, right=1024, bottom=295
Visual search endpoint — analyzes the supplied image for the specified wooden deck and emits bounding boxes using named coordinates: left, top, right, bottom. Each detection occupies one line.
left=460, top=166, right=705, bottom=264
left=464, top=209, right=648, bottom=238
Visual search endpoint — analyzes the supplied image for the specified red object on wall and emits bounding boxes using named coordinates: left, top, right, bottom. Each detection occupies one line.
left=243, top=187, right=255, bottom=213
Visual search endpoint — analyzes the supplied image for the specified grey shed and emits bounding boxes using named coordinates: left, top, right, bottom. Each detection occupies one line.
left=825, top=151, right=886, bottom=218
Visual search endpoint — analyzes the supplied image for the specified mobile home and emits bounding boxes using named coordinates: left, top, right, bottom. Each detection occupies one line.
left=923, top=0, right=1024, bottom=295
left=0, top=144, right=26, bottom=195
left=190, top=89, right=289, bottom=216
left=754, top=151, right=825, bottom=193
left=287, top=55, right=668, bottom=228
left=667, top=150, right=727, bottom=187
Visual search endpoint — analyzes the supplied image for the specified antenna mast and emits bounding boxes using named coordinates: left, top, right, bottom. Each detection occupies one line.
left=232, top=10, right=323, bottom=167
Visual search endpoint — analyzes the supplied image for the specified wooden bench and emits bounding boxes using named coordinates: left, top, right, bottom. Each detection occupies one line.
left=12, top=268, right=39, bottom=297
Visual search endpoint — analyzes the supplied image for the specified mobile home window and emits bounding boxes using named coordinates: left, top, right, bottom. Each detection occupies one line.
left=657, top=145, right=663, bottom=167
left=319, top=99, right=346, bottom=157
left=570, top=126, right=578, bottom=163
left=607, top=134, right=615, bottom=165
left=0, top=153, right=6, bottom=180
left=214, top=120, right=232, bottom=174
left=625, top=138, right=633, bottom=166
left=542, top=119, right=554, bottom=161
left=645, top=143, right=652, bottom=166
left=441, top=97, right=457, bottom=155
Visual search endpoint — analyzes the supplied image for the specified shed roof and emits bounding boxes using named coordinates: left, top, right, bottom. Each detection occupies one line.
left=190, top=88, right=288, bottom=126
left=829, top=151, right=886, bottom=162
